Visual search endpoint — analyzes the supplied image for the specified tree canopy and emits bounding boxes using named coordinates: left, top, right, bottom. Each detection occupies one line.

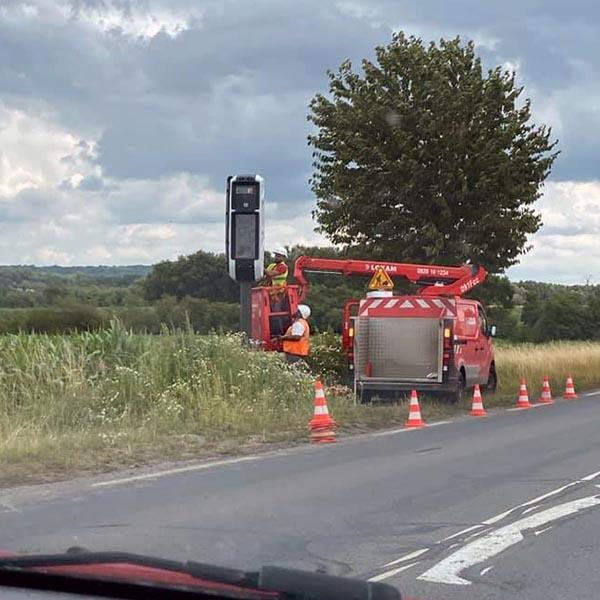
left=143, top=250, right=239, bottom=303
left=308, top=33, right=559, bottom=273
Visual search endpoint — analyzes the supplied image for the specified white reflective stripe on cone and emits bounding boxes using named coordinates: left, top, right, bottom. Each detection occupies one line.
left=314, top=405, right=329, bottom=415
left=315, top=389, right=325, bottom=399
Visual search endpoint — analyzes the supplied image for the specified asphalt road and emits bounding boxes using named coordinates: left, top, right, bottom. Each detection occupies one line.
left=3, top=390, right=600, bottom=599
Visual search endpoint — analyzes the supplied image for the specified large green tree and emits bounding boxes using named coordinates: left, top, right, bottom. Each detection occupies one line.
left=308, top=33, right=559, bottom=272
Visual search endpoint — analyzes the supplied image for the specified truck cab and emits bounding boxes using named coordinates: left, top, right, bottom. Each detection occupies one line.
left=454, top=299, right=496, bottom=392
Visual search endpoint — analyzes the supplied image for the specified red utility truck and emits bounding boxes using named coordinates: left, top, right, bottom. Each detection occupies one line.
left=250, top=256, right=497, bottom=402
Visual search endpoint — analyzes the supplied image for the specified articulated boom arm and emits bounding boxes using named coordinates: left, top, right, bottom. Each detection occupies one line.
left=293, top=256, right=487, bottom=300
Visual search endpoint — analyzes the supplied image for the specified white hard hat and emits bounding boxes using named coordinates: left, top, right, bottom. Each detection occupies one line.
left=272, top=247, right=288, bottom=258
left=297, top=304, right=311, bottom=319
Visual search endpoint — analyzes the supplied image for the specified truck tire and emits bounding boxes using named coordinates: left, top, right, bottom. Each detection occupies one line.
left=484, top=366, right=498, bottom=393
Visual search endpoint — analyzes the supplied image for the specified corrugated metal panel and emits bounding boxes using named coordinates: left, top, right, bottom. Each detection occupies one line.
left=361, top=317, right=443, bottom=381
left=354, top=316, right=370, bottom=377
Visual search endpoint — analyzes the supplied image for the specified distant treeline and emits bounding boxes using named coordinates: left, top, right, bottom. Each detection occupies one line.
left=0, top=251, right=599, bottom=342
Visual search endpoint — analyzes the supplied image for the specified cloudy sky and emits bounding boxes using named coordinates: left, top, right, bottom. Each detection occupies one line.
left=0, top=0, right=598, bottom=282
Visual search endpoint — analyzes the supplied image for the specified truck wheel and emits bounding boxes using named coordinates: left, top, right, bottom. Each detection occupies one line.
left=485, top=367, right=498, bottom=393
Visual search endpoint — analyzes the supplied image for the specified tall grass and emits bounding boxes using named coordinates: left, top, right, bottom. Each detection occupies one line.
left=2, top=327, right=600, bottom=483
left=495, top=341, right=600, bottom=401
left=0, top=323, right=320, bottom=481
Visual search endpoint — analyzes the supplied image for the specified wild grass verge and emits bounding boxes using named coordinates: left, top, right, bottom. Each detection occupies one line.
left=1, top=327, right=599, bottom=486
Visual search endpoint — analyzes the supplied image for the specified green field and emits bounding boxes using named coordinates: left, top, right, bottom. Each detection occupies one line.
left=1, top=325, right=599, bottom=486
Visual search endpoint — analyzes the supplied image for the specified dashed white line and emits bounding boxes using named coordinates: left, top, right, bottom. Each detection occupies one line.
left=382, top=548, right=429, bottom=568
left=441, top=524, right=484, bottom=541
left=583, top=391, right=600, bottom=397
left=464, top=530, right=485, bottom=542
left=368, top=561, right=421, bottom=582
left=482, top=507, right=519, bottom=526
left=580, top=470, right=600, bottom=481
left=482, top=480, right=582, bottom=526
left=506, top=403, right=549, bottom=411
left=91, top=456, right=260, bottom=488
left=480, top=566, right=494, bottom=576
left=520, top=482, right=580, bottom=506
left=521, top=504, right=542, bottom=516
left=369, top=427, right=417, bottom=438
left=368, top=420, right=452, bottom=438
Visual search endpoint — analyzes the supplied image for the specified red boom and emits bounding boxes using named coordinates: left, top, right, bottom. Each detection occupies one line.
left=292, top=256, right=487, bottom=300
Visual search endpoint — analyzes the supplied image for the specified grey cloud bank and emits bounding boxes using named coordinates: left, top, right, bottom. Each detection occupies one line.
left=0, top=0, right=598, bottom=283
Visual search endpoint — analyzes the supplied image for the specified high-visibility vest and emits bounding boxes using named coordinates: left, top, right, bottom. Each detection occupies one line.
left=266, top=261, right=288, bottom=287
left=283, top=318, right=310, bottom=357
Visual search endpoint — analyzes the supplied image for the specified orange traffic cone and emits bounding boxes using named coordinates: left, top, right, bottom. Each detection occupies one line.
left=516, top=378, right=531, bottom=409
left=309, top=380, right=337, bottom=443
left=405, top=390, right=426, bottom=428
left=563, top=375, right=578, bottom=400
left=470, top=384, right=487, bottom=417
left=538, top=376, right=554, bottom=404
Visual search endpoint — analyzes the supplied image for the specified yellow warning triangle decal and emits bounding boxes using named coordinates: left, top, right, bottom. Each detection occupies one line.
left=368, top=266, right=394, bottom=290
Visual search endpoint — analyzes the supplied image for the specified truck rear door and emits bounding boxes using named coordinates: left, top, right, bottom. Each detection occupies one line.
left=355, top=315, right=444, bottom=381
left=353, top=296, right=456, bottom=387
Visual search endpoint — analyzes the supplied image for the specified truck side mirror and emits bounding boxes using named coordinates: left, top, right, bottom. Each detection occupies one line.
left=489, top=325, right=497, bottom=337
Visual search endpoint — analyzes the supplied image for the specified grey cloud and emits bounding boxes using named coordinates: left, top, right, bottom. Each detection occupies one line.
left=1, top=0, right=599, bottom=270
left=79, top=175, right=108, bottom=190
left=3, top=0, right=598, bottom=193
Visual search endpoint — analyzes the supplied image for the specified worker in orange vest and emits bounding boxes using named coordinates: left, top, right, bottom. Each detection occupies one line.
left=280, top=304, right=311, bottom=364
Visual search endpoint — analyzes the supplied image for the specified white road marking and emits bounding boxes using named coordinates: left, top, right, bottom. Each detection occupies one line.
left=441, top=524, right=484, bottom=541
left=369, top=420, right=452, bottom=438
left=521, top=504, right=541, bottom=515
left=382, top=548, right=429, bottom=568
left=418, top=495, right=600, bottom=585
left=91, top=456, right=260, bottom=488
left=534, top=525, right=553, bottom=536
left=480, top=566, right=493, bottom=576
left=583, top=391, right=600, bottom=396
left=481, top=507, right=518, bottom=526
left=368, top=561, right=421, bottom=582
left=580, top=470, right=600, bottom=481
left=482, top=481, right=580, bottom=525
left=506, top=403, right=549, bottom=411
left=464, top=530, right=485, bottom=542
left=519, top=482, right=579, bottom=506
left=369, top=427, right=416, bottom=438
